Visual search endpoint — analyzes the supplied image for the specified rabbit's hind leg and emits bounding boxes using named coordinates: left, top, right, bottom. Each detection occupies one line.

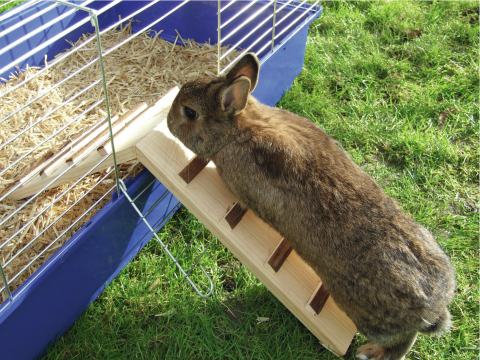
left=356, top=332, right=417, bottom=360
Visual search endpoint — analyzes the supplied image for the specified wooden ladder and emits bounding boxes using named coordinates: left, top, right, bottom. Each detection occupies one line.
left=136, top=116, right=356, bottom=356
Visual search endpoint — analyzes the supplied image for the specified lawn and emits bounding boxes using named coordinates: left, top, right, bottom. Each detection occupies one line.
left=39, top=1, right=478, bottom=359
left=0, top=0, right=23, bottom=13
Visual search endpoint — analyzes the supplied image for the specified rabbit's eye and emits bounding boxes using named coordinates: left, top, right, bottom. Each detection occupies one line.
left=184, top=106, right=197, bottom=120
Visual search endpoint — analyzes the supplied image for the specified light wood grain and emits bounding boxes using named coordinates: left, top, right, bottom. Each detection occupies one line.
left=16, top=116, right=113, bottom=186
left=41, top=115, right=116, bottom=178
left=8, top=147, right=137, bottom=200
left=8, top=88, right=179, bottom=200
left=136, top=119, right=357, bottom=356
left=70, top=102, right=147, bottom=163
left=98, top=87, right=179, bottom=156
left=64, top=115, right=120, bottom=165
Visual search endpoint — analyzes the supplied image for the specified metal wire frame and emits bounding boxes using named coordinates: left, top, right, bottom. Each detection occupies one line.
left=0, top=0, right=160, bottom=100
left=278, top=0, right=315, bottom=11
left=0, top=2, right=58, bottom=39
left=256, top=0, right=320, bottom=55
left=1, top=162, right=115, bottom=273
left=1, top=0, right=193, bottom=186
left=0, top=162, right=141, bottom=296
left=218, top=0, right=295, bottom=69
left=0, top=0, right=123, bottom=79
left=219, top=0, right=236, bottom=14
left=0, top=151, right=131, bottom=300
left=0, top=130, right=110, bottom=300
left=221, top=0, right=275, bottom=44
left=0, top=0, right=190, bottom=215
left=0, top=0, right=191, bottom=129
left=218, top=0, right=319, bottom=75
left=118, top=178, right=214, bottom=298
left=271, top=0, right=277, bottom=52
left=217, top=0, right=221, bottom=75
left=1, top=152, right=114, bottom=254
left=0, top=1, right=120, bottom=302
left=0, top=0, right=96, bottom=57
left=219, top=0, right=259, bottom=30
left=0, top=78, right=102, bottom=156
left=0, top=97, right=104, bottom=191
left=0, top=0, right=218, bottom=302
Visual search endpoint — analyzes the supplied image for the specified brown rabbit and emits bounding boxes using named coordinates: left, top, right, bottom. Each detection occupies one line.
left=167, top=53, right=456, bottom=360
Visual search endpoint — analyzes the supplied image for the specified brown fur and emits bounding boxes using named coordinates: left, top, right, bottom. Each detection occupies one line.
left=167, top=54, right=456, bottom=360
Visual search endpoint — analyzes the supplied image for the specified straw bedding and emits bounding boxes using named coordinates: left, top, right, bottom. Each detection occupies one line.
left=0, top=21, right=240, bottom=302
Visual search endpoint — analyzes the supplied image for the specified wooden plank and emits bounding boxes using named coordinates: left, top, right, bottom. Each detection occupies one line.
left=64, top=115, right=120, bottom=165
left=220, top=202, right=247, bottom=230
left=135, top=119, right=357, bottom=356
left=264, top=238, right=293, bottom=274
left=40, top=116, right=116, bottom=178
left=7, top=87, right=179, bottom=200
left=177, top=155, right=210, bottom=186
left=16, top=113, right=113, bottom=186
left=16, top=150, right=55, bottom=186
left=306, top=282, right=331, bottom=316
left=68, top=102, right=147, bottom=164
left=98, top=87, right=179, bottom=156
left=8, top=147, right=137, bottom=200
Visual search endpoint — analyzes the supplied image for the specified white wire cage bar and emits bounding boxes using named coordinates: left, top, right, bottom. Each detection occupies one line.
left=218, top=0, right=320, bottom=74
left=0, top=0, right=163, bottom=101
left=216, top=0, right=321, bottom=74
left=0, top=0, right=321, bottom=305
left=0, top=2, right=58, bottom=40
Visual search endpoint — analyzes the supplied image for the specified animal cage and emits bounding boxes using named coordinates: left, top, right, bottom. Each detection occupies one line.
left=0, top=1, right=322, bottom=359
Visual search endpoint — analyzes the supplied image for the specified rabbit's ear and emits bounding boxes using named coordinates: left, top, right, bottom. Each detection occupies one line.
left=220, top=76, right=251, bottom=115
left=226, top=53, right=259, bottom=93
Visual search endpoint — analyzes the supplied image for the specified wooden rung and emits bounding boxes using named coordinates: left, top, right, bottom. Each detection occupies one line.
left=220, top=202, right=247, bottom=230
left=17, top=150, right=54, bottom=186
left=264, top=238, right=293, bottom=274
left=177, top=155, right=209, bottom=186
left=306, top=282, right=330, bottom=316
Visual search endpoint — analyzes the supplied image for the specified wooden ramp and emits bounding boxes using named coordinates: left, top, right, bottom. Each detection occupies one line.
left=136, top=118, right=357, bottom=356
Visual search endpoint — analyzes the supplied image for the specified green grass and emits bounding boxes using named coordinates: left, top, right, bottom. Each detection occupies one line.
left=0, top=0, right=24, bottom=14
left=42, top=2, right=478, bottom=359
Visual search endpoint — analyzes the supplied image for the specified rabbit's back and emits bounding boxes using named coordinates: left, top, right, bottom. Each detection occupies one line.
left=211, top=96, right=455, bottom=336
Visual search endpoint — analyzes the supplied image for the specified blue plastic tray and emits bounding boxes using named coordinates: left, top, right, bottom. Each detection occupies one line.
left=0, top=2, right=322, bottom=359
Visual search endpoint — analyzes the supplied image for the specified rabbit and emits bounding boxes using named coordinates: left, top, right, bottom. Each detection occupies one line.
left=167, top=53, right=456, bottom=360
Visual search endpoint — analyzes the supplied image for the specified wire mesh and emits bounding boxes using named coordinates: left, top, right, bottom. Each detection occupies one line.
left=218, top=0, right=320, bottom=74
